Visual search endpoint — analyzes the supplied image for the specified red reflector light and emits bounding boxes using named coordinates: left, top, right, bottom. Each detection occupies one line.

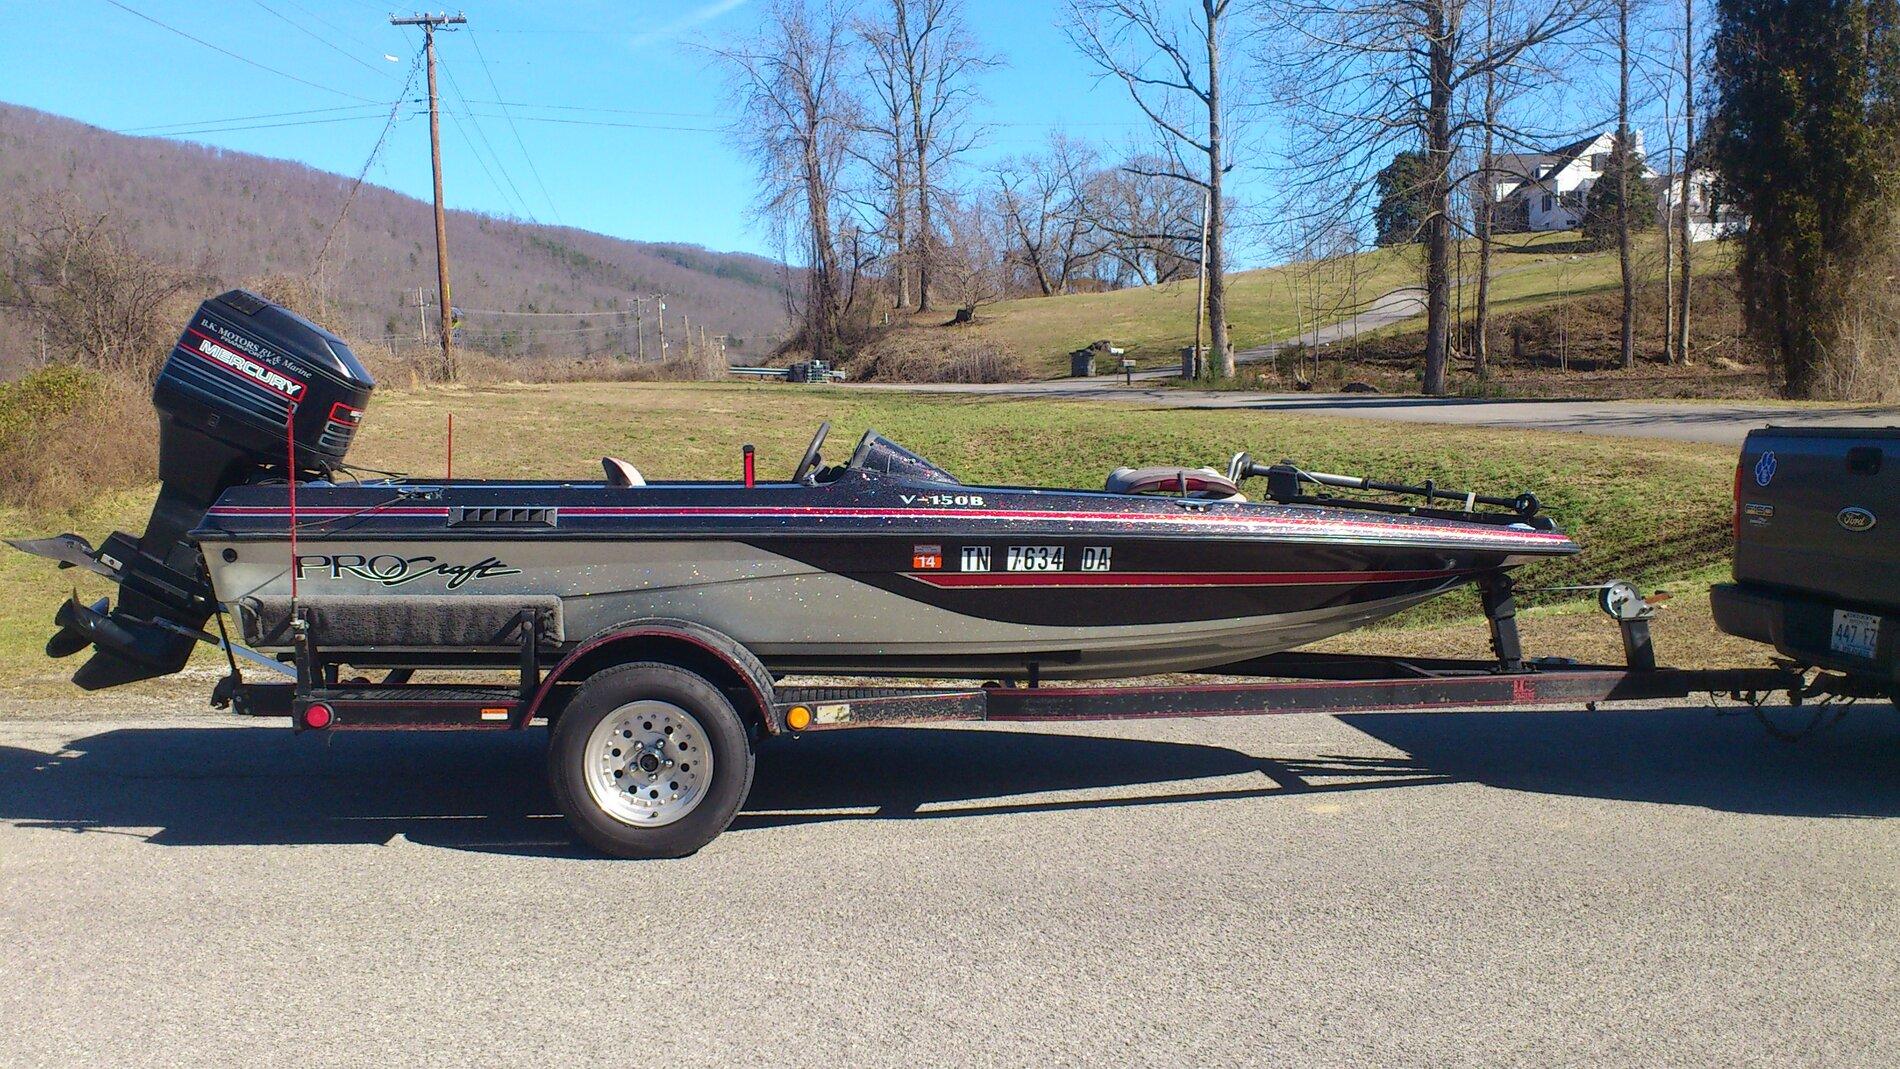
left=303, top=702, right=334, bottom=730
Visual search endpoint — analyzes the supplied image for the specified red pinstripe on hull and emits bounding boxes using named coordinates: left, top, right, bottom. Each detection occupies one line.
left=905, top=568, right=1477, bottom=588
left=202, top=504, right=1571, bottom=547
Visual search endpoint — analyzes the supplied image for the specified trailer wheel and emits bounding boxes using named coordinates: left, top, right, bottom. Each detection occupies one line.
left=548, top=662, right=755, bottom=859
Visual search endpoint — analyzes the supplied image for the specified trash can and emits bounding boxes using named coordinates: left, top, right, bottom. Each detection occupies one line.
left=1070, top=349, right=1096, bottom=377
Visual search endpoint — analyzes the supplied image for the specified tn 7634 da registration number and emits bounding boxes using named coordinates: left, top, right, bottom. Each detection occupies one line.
left=1006, top=546, right=1064, bottom=571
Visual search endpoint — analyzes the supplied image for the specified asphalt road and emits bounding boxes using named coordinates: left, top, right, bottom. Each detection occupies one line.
left=859, top=379, right=1898, bottom=446
left=4, top=701, right=1897, bottom=1066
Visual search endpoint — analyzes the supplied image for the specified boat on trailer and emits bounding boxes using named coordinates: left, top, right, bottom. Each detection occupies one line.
left=8, top=291, right=1799, bottom=857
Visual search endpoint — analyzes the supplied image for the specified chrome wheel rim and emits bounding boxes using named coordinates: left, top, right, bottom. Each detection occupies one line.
left=584, top=700, right=714, bottom=828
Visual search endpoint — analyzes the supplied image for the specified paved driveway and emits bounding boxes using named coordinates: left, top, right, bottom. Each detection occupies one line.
left=858, top=379, right=1897, bottom=446
left=3, top=702, right=1896, bottom=1066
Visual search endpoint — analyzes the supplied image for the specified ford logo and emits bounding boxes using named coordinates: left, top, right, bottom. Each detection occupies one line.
left=1839, top=507, right=1877, bottom=532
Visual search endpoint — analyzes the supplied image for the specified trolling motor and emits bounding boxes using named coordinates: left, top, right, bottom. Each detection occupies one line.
left=8, top=290, right=375, bottom=689
left=1228, top=451, right=1547, bottom=524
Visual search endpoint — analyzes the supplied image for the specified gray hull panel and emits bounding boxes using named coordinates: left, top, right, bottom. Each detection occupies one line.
left=205, top=537, right=1449, bottom=679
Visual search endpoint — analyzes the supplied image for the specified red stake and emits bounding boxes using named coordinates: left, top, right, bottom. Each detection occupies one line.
left=743, top=443, right=755, bottom=488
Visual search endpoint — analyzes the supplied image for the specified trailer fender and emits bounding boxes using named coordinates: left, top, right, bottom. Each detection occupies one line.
left=521, top=619, right=779, bottom=734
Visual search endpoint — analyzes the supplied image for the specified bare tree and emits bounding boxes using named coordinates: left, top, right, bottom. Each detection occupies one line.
left=2, top=200, right=201, bottom=380
left=712, top=1, right=857, bottom=360
left=1091, top=160, right=1204, bottom=285
left=857, top=0, right=995, bottom=313
left=1613, top=0, right=1636, bottom=369
left=1263, top=0, right=1603, bottom=395
left=992, top=136, right=1112, bottom=296
left=1069, top=0, right=1238, bottom=378
left=1674, top=0, right=1694, bottom=365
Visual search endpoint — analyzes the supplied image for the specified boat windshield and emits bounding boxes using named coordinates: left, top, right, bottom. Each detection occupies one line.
left=846, top=430, right=962, bottom=484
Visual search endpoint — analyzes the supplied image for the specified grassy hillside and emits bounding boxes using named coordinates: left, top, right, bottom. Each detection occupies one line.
left=934, top=231, right=1734, bottom=379
left=0, top=103, right=790, bottom=374
left=0, top=382, right=1744, bottom=695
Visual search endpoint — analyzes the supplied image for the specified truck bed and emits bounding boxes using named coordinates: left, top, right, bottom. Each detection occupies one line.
left=1715, top=425, right=1899, bottom=685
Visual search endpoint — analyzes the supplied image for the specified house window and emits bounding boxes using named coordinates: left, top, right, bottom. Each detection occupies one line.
left=1541, top=193, right=1553, bottom=212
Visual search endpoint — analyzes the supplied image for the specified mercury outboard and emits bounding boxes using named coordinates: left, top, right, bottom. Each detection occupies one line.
left=11, top=290, right=373, bottom=688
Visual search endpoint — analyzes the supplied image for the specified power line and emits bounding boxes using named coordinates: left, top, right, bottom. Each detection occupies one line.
left=435, top=45, right=538, bottom=223
left=118, top=103, right=386, bottom=134
left=468, top=29, right=564, bottom=226
left=466, top=112, right=724, bottom=133
left=277, top=0, right=386, bottom=52
left=246, top=0, right=400, bottom=82
left=138, top=113, right=410, bottom=137
left=313, top=50, right=426, bottom=274
left=99, top=0, right=380, bottom=103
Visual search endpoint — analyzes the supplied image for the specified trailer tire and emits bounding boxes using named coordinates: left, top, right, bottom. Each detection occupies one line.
left=548, top=662, right=755, bottom=859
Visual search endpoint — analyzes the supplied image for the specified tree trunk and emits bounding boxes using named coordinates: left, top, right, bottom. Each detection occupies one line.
left=1205, top=0, right=1233, bottom=378
left=1617, top=0, right=1636, bottom=370
left=1422, top=2, right=1456, bottom=396
left=1474, top=4, right=1497, bottom=380
left=1675, top=0, right=1694, bottom=366
left=803, top=128, right=840, bottom=360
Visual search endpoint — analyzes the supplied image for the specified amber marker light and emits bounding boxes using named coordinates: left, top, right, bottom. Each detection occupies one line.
left=785, top=705, right=812, bottom=731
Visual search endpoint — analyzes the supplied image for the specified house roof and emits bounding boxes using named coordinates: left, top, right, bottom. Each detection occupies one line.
left=1490, top=133, right=1605, bottom=185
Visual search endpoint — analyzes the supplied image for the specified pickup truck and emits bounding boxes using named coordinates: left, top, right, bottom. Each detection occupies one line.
left=1712, top=426, right=1899, bottom=698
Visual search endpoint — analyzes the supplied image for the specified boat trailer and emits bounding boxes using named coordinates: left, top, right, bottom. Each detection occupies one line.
left=216, top=574, right=1814, bottom=736
left=178, top=574, right=1860, bottom=858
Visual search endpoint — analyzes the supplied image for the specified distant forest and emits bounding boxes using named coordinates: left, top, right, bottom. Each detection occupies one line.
left=0, top=103, right=790, bottom=377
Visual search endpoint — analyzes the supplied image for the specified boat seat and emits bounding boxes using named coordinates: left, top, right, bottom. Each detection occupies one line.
left=1105, top=466, right=1245, bottom=501
left=602, top=456, right=646, bottom=487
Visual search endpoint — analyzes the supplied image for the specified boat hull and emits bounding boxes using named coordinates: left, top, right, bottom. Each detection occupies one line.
left=203, top=529, right=1544, bottom=679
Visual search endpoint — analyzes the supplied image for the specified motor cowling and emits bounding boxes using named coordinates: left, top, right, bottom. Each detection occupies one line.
left=51, top=290, right=375, bottom=688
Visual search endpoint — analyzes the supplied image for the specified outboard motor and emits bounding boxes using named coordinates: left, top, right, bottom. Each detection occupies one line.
left=13, top=290, right=374, bottom=689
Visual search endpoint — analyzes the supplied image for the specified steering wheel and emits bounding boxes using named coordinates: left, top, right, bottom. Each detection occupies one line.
left=792, top=421, right=831, bottom=483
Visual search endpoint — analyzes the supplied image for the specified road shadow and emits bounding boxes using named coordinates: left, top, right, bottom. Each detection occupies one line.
left=1342, top=703, right=1900, bottom=818
left=3, top=704, right=1894, bottom=858
left=0, top=724, right=1415, bottom=857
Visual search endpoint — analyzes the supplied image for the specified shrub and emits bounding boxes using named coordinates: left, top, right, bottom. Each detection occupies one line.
left=0, top=365, right=156, bottom=512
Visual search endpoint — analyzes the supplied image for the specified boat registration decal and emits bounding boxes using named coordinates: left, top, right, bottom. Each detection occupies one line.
left=912, top=544, right=943, bottom=570
left=1081, top=547, right=1112, bottom=572
left=960, top=546, right=991, bottom=572
left=1007, top=546, right=1065, bottom=572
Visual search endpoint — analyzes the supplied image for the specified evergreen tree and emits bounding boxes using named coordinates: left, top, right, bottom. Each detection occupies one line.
left=1710, top=0, right=1900, bottom=396
left=1373, top=151, right=1431, bottom=246
left=1580, top=143, right=1656, bottom=251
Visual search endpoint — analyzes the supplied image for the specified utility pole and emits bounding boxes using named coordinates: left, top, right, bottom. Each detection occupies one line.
left=657, top=299, right=668, bottom=361
left=683, top=314, right=693, bottom=360
left=392, top=11, right=467, bottom=380
left=634, top=301, right=645, bottom=361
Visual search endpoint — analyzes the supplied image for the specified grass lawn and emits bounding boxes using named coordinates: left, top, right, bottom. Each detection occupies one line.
left=0, top=382, right=1755, bottom=698
left=932, top=231, right=1735, bottom=379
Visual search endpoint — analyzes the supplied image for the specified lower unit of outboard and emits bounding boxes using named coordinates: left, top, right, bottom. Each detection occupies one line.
left=10, top=289, right=374, bottom=688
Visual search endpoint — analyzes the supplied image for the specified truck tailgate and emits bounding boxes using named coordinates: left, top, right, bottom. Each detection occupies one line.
left=1735, top=426, right=1900, bottom=609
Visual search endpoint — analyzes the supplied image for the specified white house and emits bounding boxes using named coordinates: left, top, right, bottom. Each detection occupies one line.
left=1655, top=170, right=1745, bottom=242
left=1489, top=130, right=1643, bottom=233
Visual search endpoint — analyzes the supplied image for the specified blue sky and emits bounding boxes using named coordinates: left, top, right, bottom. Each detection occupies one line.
left=1, top=0, right=1186, bottom=262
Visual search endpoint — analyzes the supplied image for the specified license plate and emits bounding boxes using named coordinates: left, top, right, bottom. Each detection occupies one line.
left=1006, top=546, right=1064, bottom=572
left=1830, top=610, right=1881, bottom=660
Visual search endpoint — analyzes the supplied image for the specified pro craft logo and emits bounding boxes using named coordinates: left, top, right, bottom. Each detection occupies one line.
left=295, top=553, right=519, bottom=589
left=192, top=334, right=307, bottom=401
